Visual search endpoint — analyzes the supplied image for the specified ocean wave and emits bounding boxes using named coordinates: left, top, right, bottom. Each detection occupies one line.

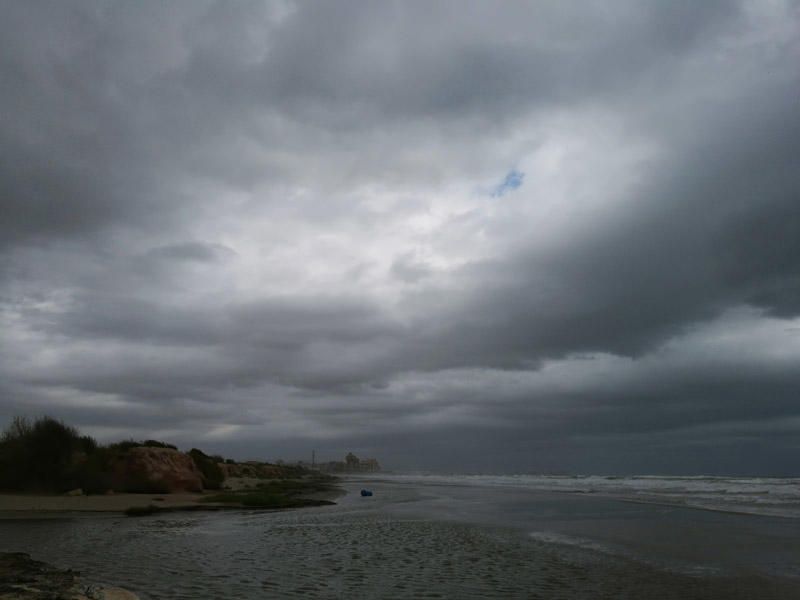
left=378, top=473, right=800, bottom=518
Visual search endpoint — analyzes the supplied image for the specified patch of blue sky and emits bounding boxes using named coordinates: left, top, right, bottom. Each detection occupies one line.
left=490, top=169, right=524, bottom=197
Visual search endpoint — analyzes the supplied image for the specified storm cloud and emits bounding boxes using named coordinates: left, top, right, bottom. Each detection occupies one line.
left=1, top=0, right=799, bottom=474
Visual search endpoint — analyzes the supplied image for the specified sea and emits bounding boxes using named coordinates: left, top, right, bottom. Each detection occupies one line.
left=2, top=473, right=800, bottom=598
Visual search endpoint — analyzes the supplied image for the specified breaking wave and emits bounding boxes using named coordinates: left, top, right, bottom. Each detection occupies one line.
left=378, top=473, right=800, bottom=518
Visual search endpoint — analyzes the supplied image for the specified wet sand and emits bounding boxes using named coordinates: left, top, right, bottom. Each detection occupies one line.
left=1, top=478, right=798, bottom=598
left=0, top=492, right=205, bottom=514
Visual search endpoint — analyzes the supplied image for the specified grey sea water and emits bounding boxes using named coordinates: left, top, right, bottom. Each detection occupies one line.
left=2, top=476, right=800, bottom=599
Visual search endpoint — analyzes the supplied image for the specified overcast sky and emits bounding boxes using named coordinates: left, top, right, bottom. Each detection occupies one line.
left=1, top=1, right=799, bottom=474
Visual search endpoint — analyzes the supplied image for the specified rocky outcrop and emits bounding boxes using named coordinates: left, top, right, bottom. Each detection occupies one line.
left=0, top=552, right=140, bottom=599
left=0, top=552, right=76, bottom=599
left=112, top=447, right=203, bottom=493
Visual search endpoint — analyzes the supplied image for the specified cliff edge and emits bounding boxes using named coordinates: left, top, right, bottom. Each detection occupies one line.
left=112, top=447, right=203, bottom=493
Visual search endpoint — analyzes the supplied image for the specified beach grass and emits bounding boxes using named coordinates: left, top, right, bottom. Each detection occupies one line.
left=122, top=476, right=339, bottom=516
left=202, top=476, right=339, bottom=509
left=201, top=491, right=316, bottom=509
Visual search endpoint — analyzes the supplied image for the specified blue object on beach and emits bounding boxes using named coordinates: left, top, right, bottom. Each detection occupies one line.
left=360, top=489, right=373, bottom=497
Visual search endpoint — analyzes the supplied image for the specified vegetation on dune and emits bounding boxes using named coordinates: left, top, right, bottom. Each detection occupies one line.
left=202, top=491, right=331, bottom=509
left=0, top=417, right=180, bottom=494
left=275, top=477, right=332, bottom=494
left=0, top=416, right=97, bottom=493
left=143, top=440, right=178, bottom=450
left=75, top=439, right=175, bottom=494
left=123, top=476, right=338, bottom=516
left=0, top=415, right=332, bottom=501
left=188, top=448, right=225, bottom=490
left=253, top=476, right=338, bottom=495
left=202, top=475, right=338, bottom=509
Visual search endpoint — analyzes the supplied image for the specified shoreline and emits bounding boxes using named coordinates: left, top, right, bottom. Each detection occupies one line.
left=0, top=492, right=210, bottom=515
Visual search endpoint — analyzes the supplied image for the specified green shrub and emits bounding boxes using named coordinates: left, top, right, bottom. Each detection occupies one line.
left=79, top=435, right=97, bottom=454
left=189, top=448, right=224, bottom=490
left=142, top=440, right=177, bottom=450
left=107, top=440, right=143, bottom=452
left=76, top=449, right=114, bottom=494
left=118, top=475, right=171, bottom=494
left=0, top=416, right=91, bottom=493
left=202, top=490, right=298, bottom=508
left=0, top=415, right=243, bottom=495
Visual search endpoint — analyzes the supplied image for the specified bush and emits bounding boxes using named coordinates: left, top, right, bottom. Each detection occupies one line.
left=79, top=435, right=97, bottom=454
left=202, top=490, right=299, bottom=509
left=76, top=449, right=115, bottom=494
left=0, top=415, right=233, bottom=495
left=0, top=416, right=91, bottom=493
left=189, top=448, right=224, bottom=490
left=118, top=474, right=171, bottom=494
left=107, top=440, right=142, bottom=453
left=142, top=440, right=177, bottom=450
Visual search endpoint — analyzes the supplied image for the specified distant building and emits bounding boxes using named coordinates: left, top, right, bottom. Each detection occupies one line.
left=360, top=458, right=380, bottom=472
left=345, top=452, right=359, bottom=470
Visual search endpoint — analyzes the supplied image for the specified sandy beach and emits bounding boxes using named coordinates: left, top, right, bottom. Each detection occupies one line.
left=0, top=492, right=205, bottom=514
left=0, top=476, right=341, bottom=517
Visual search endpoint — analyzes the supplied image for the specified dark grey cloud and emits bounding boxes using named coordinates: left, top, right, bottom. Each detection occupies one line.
left=246, top=0, right=742, bottom=122
left=403, top=79, right=800, bottom=370
left=1, top=0, right=799, bottom=474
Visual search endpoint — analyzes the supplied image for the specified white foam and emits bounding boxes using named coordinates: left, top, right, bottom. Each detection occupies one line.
left=380, top=473, right=800, bottom=518
left=528, top=530, right=617, bottom=555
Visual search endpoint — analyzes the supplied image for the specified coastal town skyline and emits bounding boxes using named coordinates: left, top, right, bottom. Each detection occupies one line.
left=1, top=1, right=799, bottom=475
